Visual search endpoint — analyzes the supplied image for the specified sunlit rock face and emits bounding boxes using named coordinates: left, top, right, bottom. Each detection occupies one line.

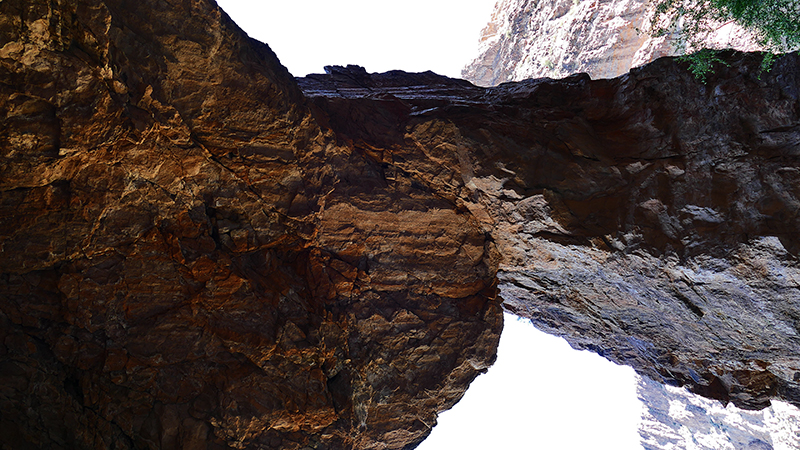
left=2, top=0, right=800, bottom=449
left=462, top=0, right=760, bottom=85
left=637, top=375, right=800, bottom=450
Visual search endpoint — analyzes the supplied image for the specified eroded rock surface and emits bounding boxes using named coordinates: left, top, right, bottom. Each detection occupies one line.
left=299, top=53, right=800, bottom=415
left=0, top=1, right=500, bottom=449
left=462, top=0, right=760, bottom=85
left=2, top=0, right=800, bottom=449
left=637, top=374, right=800, bottom=450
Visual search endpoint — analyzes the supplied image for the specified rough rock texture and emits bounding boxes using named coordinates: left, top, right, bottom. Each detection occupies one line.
left=0, top=1, right=501, bottom=449
left=485, top=54, right=800, bottom=412
left=462, top=0, right=761, bottom=85
left=3, top=0, right=800, bottom=449
left=637, top=375, right=800, bottom=449
left=301, top=54, right=800, bottom=416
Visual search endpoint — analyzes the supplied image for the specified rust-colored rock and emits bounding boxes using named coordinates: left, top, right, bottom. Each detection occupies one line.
left=2, top=0, right=800, bottom=449
left=0, top=1, right=500, bottom=449
left=298, top=56, right=800, bottom=414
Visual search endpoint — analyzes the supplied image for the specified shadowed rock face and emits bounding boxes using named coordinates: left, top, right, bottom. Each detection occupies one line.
left=1, top=0, right=800, bottom=449
left=0, top=1, right=500, bottom=449
left=299, top=56, right=800, bottom=413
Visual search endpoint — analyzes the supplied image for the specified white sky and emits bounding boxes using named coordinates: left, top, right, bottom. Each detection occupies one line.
left=215, top=1, right=645, bottom=448
left=417, top=314, right=643, bottom=450
left=216, top=0, right=497, bottom=77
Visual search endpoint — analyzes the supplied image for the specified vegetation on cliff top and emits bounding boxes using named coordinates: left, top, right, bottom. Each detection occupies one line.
left=652, top=0, right=800, bottom=80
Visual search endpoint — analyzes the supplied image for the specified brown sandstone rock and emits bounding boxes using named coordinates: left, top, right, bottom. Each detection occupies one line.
left=0, top=1, right=500, bottom=449
left=2, top=0, right=800, bottom=449
left=298, top=53, right=800, bottom=414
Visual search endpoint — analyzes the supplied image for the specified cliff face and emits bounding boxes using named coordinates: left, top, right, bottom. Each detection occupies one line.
left=2, top=0, right=800, bottom=449
left=637, top=375, right=800, bottom=449
left=303, top=55, right=800, bottom=415
left=462, top=0, right=760, bottom=85
left=0, top=1, right=500, bottom=449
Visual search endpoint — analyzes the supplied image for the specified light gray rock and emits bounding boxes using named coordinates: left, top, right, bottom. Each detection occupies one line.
left=463, top=0, right=760, bottom=85
left=637, top=374, right=800, bottom=450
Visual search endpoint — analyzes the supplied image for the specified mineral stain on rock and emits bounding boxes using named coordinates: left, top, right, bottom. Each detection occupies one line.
left=1, top=0, right=800, bottom=449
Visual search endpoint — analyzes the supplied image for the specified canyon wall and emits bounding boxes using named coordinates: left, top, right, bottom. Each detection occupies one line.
left=463, top=0, right=760, bottom=85
left=301, top=55, right=800, bottom=416
left=0, top=1, right=500, bottom=448
left=637, top=375, right=800, bottom=450
left=463, top=1, right=800, bottom=447
left=2, top=0, right=800, bottom=449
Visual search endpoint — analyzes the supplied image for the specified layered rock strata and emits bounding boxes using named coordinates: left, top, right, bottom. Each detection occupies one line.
left=2, top=0, right=800, bottom=449
left=302, top=55, right=800, bottom=416
left=463, top=0, right=761, bottom=85
left=0, top=1, right=500, bottom=449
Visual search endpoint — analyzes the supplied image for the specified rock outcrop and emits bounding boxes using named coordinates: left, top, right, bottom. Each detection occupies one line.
left=637, top=375, right=800, bottom=449
left=2, top=0, right=800, bottom=449
left=0, top=1, right=500, bottom=449
left=462, top=0, right=761, bottom=85
left=302, top=54, right=800, bottom=416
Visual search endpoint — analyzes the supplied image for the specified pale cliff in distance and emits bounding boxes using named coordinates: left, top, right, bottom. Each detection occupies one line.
left=463, top=0, right=761, bottom=85
left=637, top=375, right=800, bottom=450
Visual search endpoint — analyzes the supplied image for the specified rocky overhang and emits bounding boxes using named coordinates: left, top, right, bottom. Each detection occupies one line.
left=1, top=0, right=800, bottom=449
